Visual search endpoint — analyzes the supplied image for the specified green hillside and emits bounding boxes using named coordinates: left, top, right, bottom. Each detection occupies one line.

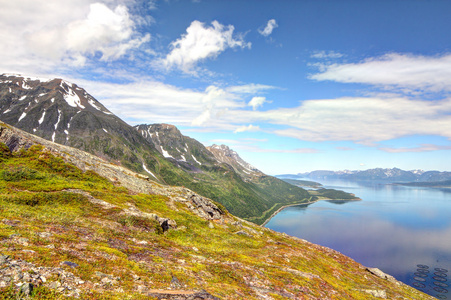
left=0, top=143, right=433, bottom=299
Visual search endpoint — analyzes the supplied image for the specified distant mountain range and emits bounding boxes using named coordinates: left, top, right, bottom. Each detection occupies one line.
left=279, top=168, right=451, bottom=182
left=0, top=73, right=310, bottom=224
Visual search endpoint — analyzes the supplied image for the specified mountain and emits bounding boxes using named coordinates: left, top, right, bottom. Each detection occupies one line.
left=0, top=121, right=433, bottom=299
left=134, top=123, right=311, bottom=224
left=0, top=74, right=311, bottom=224
left=134, top=123, right=218, bottom=173
left=0, top=73, right=174, bottom=180
left=207, top=144, right=264, bottom=181
left=294, top=167, right=451, bottom=182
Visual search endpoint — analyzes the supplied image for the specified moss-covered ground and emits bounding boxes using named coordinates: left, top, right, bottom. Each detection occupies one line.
left=0, top=144, right=433, bottom=299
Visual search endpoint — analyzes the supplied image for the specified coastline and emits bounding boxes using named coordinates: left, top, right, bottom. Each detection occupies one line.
left=261, top=198, right=361, bottom=227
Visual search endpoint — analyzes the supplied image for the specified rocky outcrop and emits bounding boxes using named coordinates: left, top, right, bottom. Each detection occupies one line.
left=366, top=267, right=398, bottom=283
left=0, top=254, right=85, bottom=297
left=147, top=289, right=221, bottom=300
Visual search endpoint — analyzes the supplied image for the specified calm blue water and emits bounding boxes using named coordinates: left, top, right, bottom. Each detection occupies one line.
left=265, top=179, right=451, bottom=298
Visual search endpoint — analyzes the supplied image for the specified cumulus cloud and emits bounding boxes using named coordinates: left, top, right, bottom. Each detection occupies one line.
left=162, top=20, right=251, bottom=73
left=0, top=0, right=150, bottom=73
left=234, top=124, right=260, bottom=133
left=310, top=53, right=451, bottom=93
left=259, top=19, right=278, bottom=37
left=248, top=96, right=272, bottom=110
left=81, top=80, right=272, bottom=129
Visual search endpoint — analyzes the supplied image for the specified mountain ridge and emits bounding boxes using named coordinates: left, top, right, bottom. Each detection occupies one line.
left=0, top=73, right=311, bottom=224
left=134, top=122, right=312, bottom=224
left=281, top=167, right=451, bottom=182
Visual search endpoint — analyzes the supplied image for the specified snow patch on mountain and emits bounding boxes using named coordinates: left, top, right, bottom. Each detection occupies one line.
left=18, top=112, right=26, bottom=122
left=38, top=111, right=46, bottom=124
left=60, top=81, right=85, bottom=109
left=161, top=147, right=173, bottom=158
left=191, top=155, right=201, bottom=165
left=54, top=110, right=62, bottom=130
left=87, top=97, right=104, bottom=112
left=142, top=164, right=157, bottom=179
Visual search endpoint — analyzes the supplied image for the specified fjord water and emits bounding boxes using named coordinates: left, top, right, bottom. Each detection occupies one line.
left=265, top=179, right=451, bottom=298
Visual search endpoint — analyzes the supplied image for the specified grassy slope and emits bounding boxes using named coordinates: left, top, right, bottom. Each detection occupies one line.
left=0, top=144, right=433, bottom=299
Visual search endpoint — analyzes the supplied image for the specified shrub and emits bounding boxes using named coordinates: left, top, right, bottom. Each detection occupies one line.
left=0, top=166, right=44, bottom=181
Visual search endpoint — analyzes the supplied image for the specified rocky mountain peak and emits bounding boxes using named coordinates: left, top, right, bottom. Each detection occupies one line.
left=135, top=123, right=218, bottom=172
left=0, top=74, right=113, bottom=116
left=207, top=144, right=263, bottom=180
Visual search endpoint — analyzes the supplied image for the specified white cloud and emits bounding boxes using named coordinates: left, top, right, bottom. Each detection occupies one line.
left=0, top=0, right=150, bottom=73
left=85, top=76, right=451, bottom=146
left=379, top=144, right=451, bottom=153
left=310, top=53, right=451, bottom=93
left=258, top=96, right=451, bottom=144
left=226, top=83, right=276, bottom=94
left=29, top=3, right=150, bottom=65
left=244, top=146, right=319, bottom=154
left=162, top=20, right=251, bottom=73
left=258, top=19, right=278, bottom=37
left=248, top=96, right=272, bottom=110
left=310, top=51, right=344, bottom=59
left=81, top=80, right=273, bottom=129
left=234, top=124, right=260, bottom=133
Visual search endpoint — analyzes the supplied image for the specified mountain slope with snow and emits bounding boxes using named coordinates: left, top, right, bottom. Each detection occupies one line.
left=294, top=168, right=451, bottom=182
left=0, top=74, right=310, bottom=224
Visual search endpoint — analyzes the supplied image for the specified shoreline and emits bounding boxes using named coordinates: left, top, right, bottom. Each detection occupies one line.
left=261, top=198, right=361, bottom=227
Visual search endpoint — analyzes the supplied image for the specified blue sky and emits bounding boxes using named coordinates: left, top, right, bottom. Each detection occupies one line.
left=2, top=0, right=451, bottom=174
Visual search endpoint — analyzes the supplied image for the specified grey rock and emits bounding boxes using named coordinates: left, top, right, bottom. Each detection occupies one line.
left=16, top=237, right=29, bottom=246
left=19, top=282, right=34, bottom=295
left=170, top=276, right=182, bottom=289
left=234, top=230, right=253, bottom=237
left=61, top=261, right=79, bottom=268
left=0, top=254, right=10, bottom=264
left=362, top=289, right=387, bottom=298
left=366, top=267, right=397, bottom=283
left=48, top=281, right=61, bottom=289
left=147, top=289, right=220, bottom=300
left=36, top=232, right=52, bottom=238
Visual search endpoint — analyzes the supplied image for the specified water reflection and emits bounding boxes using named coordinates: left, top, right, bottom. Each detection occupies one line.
left=265, top=179, right=451, bottom=298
